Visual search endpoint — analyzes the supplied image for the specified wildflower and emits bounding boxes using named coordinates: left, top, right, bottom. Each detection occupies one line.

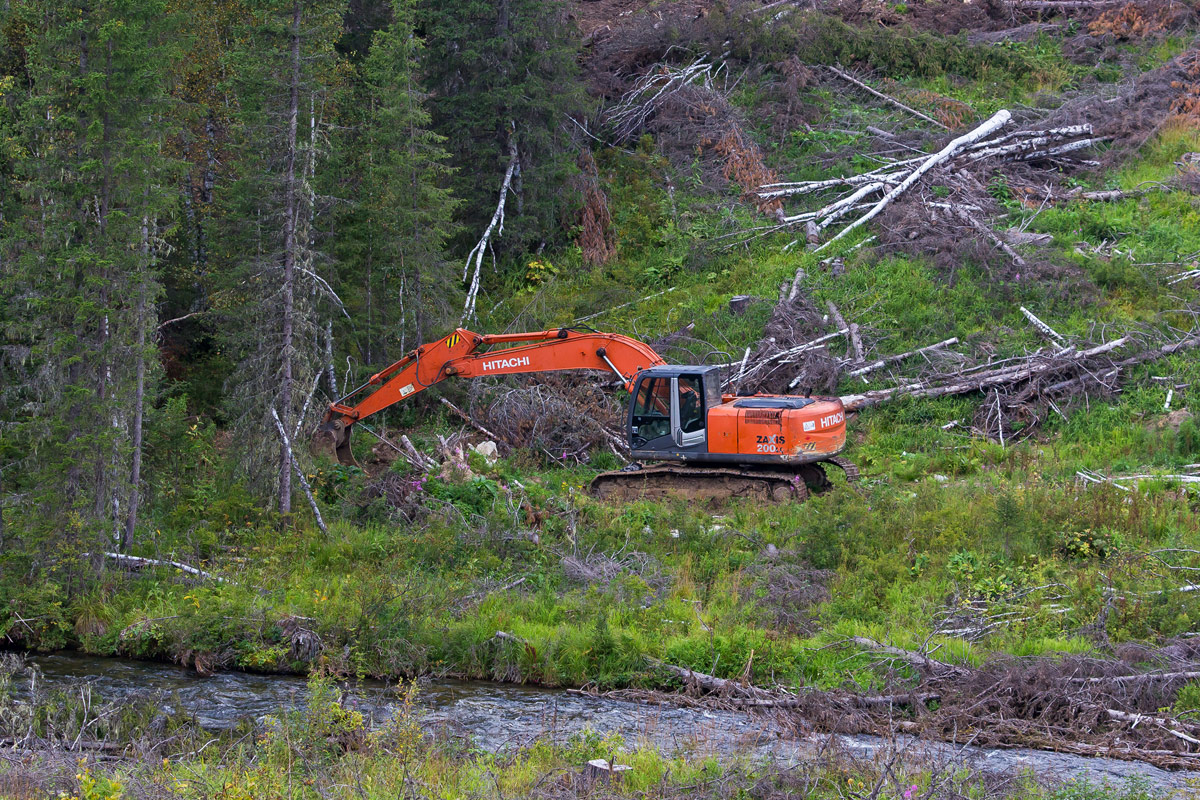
left=904, top=784, right=920, bottom=799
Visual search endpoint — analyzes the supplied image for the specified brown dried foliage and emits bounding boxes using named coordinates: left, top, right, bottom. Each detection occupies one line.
left=1089, top=2, right=1169, bottom=38
left=1170, top=48, right=1200, bottom=118
left=576, top=150, right=616, bottom=267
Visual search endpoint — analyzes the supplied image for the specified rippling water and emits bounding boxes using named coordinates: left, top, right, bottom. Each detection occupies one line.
left=7, top=653, right=1194, bottom=794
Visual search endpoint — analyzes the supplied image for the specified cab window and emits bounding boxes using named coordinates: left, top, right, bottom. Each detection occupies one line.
left=632, top=377, right=671, bottom=440
left=678, top=374, right=705, bottom=433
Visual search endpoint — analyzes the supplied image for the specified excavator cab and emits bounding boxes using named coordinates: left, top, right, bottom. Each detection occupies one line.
left=627, top=366, right=723, bottom=456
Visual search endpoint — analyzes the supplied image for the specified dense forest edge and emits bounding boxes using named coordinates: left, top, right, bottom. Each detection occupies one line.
left=4, top=0, right=1200, bottom=797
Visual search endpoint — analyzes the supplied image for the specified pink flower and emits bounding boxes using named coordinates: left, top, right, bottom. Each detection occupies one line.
left=903, top=785, right=919, bottom=800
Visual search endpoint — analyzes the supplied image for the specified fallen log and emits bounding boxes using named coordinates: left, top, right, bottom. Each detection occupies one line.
left=1074, top=670, right=1200, bottom=685
left=647, top=657, right=776, bottom=699
left=87, top=553, right=224, bottom=583
left=846, top=338, right=959, bottom=378
left=849, top=636, right=963, bottom=676
left=816, top=109, right=1012, bottom=252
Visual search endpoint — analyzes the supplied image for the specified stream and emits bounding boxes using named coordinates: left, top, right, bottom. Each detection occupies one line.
left=6, top=653, right=1196, bottom=794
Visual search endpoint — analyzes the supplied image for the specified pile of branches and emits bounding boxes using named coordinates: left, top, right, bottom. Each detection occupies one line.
left=841, top=324, right=1200, bottom=442
left=754, top=107, right=1102, bottom=278
left=469, top=374, right=627, bottom=463
left=601, top=54, right=782, bottom=212
left=728, top=290, right=842, bottom=396
left=631, top=636, right=1200, bottom=769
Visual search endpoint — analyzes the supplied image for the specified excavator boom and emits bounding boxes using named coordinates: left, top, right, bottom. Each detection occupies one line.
left=317, top=327, right=665, bottom=463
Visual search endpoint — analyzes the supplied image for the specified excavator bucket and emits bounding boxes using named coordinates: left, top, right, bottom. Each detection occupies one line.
left=312, top=418, right=357, bottom=467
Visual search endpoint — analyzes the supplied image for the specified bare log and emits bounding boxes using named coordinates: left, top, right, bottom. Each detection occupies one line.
left=87, top=552, right=224, bottom=583
left=1076, top=670, right=1200, bottom=686
left=817, top=110, right=1012, bottom=252
left=828, top=65, right=948, bottom=130
left=1020, top=306, right=1066, bottom=345
left=847, top=338, right=959, bottom=378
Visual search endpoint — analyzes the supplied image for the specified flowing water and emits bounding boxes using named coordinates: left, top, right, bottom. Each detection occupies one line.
left=7, top=653, right=1197, bottom=794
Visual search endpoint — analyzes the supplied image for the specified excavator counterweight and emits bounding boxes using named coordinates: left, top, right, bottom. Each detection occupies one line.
left=316, top=327, right=856, bottom=502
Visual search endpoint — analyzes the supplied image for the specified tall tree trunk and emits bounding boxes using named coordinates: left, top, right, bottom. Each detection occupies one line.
left=278, top=0, right=301, bottom=514
left=124, top=208, right=150, bottom=550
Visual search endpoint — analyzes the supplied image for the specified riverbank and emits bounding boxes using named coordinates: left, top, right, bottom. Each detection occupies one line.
left=0, top=652, right=1192, bottom=799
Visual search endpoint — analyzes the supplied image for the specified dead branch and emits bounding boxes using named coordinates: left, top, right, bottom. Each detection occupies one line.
left=846, top=338, right=959, bottom=378
left=439, top=397, right=503, bottom=444
left=270, top=407, right=328, bottom=536
left=828, top=65, right=949, bottom=130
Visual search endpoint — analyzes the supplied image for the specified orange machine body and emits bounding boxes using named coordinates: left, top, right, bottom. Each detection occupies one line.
left=706, top=397, right=846, bottom=461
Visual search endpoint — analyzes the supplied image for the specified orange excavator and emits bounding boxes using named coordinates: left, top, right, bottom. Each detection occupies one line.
left=316, top=327, right=857, bottom=501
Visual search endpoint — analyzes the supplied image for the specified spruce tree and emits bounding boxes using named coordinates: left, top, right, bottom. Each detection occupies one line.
left=344, top=0, right=457, bottom=358
left=419, top=0, right=589, bottom=261
left=0, top=0, right=179, bottom=553
left=219, top=0, right=347, bottom=513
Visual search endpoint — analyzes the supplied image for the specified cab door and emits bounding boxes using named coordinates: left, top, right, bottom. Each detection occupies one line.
left=629, top=372, right=707, bottom=454
left=670, top=374, right=707, bottom=449
left=629, top=376, right=673, bottom=449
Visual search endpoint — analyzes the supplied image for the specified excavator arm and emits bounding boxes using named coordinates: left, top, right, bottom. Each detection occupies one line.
left=317, top=327, right=665, bottom=465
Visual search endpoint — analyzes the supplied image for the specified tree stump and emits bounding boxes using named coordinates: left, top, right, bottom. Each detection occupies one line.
left=581, top=759, right=632, bottom=788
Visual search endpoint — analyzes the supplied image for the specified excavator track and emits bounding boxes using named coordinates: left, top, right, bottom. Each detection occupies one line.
left=590, top=464, right=809, bottom=503
left=827, top=456, right=861, bottom=483
left=589, top=458, right=860, bottom=504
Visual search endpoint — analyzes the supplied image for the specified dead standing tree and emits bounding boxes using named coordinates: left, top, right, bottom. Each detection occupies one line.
left=462, top=125, right=520, bottom=323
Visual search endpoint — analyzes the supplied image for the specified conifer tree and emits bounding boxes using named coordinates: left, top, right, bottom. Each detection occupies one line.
left=0, top=0, right=179, bottom=552
left=340, top=0, right=457, bottom=358
left=419, top=0, right=589, bottom=296
left=220, top=0, right=347, bottom=513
